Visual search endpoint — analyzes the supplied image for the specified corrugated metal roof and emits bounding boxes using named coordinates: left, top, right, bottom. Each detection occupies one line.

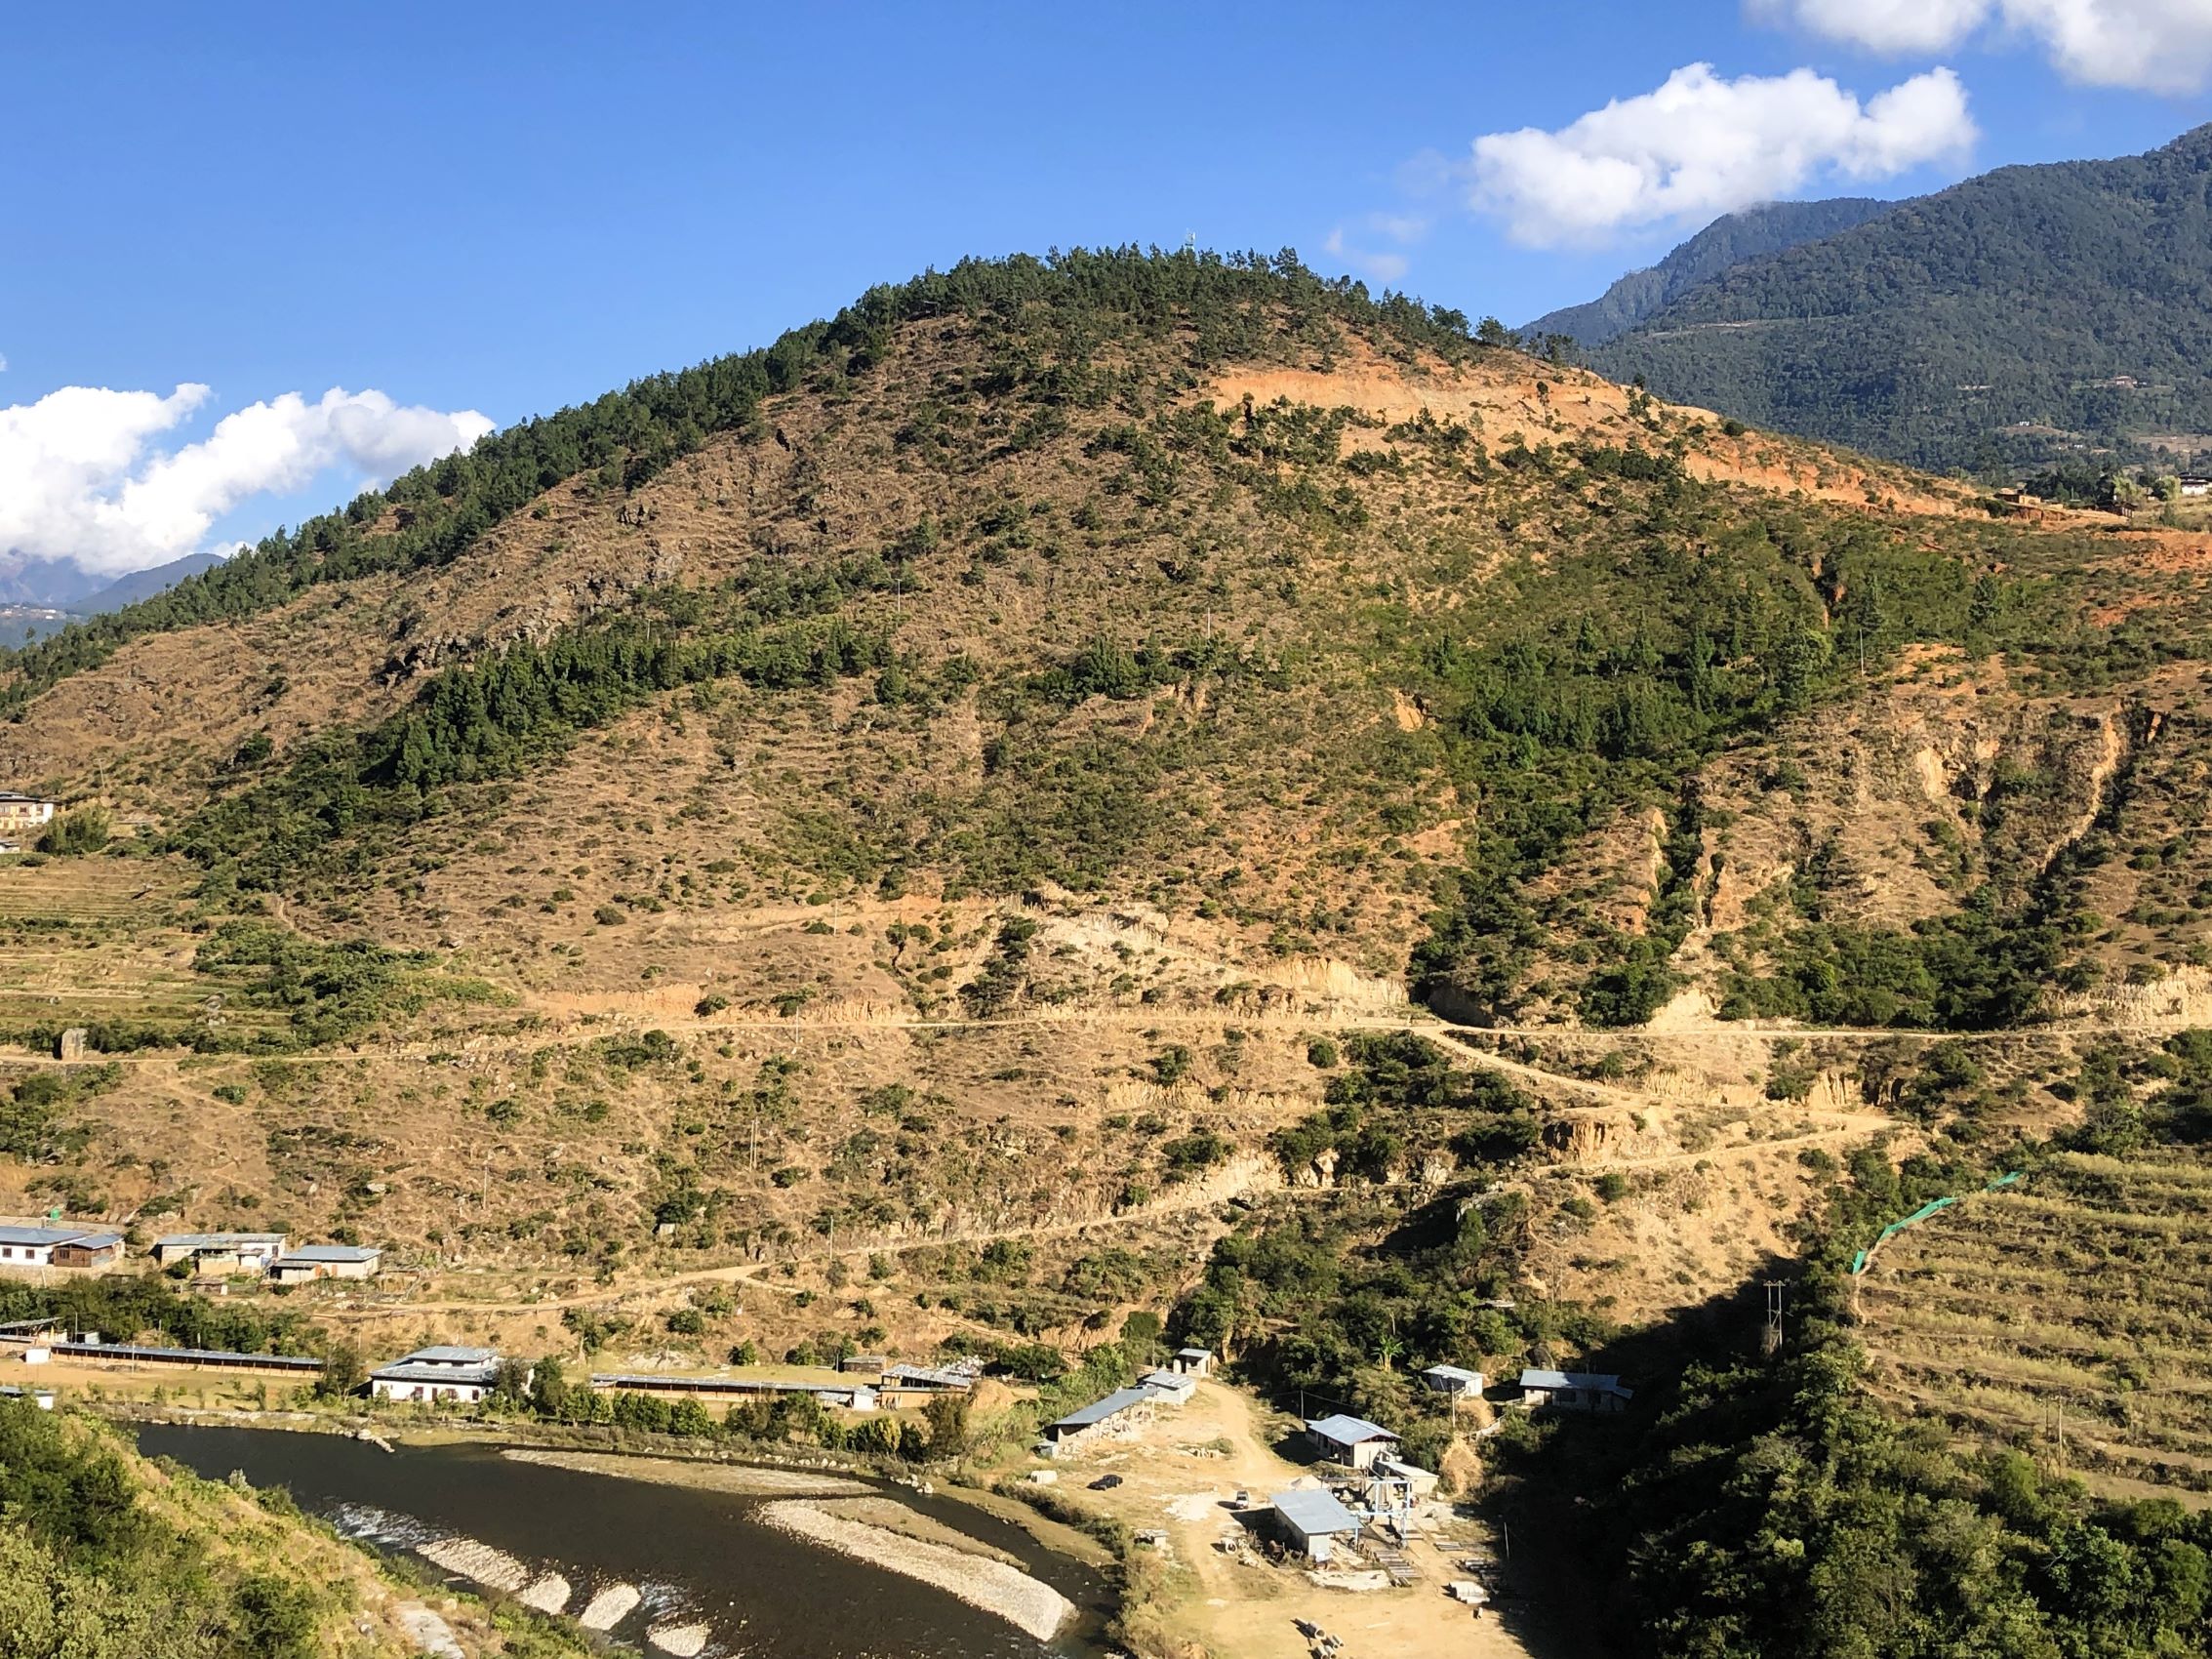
left=1176, top=1347, right=1212, bottom=1359
left=398, top=1345, right=496, bottom=1364
left=1519, top=1368, right=1629, bottom=1395
left=1421, top=1364, right=1483, bottom=1385
left=1270, top=1486, right=1360, bottom=1536
left=1047, top=1386, right=1157, bottom=1433
left=56, top=1341, right=321, bottom=1371
left=373, top=1362, right=498, bottom=1386
left=275, top=1245, right=382, bottom=1263
left=153, top=1233, right=286, bottom=1249
left=1306, top=1413, right=1397, bottom=1445
left=881, top=1363, right=973, bottom=1389
left=0, top=1225, right=113, bottom=1248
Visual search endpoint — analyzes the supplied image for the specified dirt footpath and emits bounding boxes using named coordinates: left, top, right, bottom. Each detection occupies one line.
left=1037, top=1380, right=1545, bottom=1659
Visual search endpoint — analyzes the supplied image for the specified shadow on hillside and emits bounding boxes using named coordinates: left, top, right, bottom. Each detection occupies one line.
left=1465, top=1259, right=1794, bottom=1659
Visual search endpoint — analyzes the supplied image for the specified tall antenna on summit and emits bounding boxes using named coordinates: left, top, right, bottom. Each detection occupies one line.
left=1183, top=231, right=1197, bottom=253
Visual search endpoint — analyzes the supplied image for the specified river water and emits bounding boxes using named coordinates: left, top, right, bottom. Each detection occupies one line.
left=138, top=1425, right=1111, bottom=1659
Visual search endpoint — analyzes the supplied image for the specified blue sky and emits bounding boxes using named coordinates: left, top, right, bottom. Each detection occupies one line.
left=3, top=0, right=2204, bottom=586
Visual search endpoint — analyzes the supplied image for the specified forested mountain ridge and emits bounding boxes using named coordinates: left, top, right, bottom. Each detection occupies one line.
left=1581, top=123, right=2212, bottom=473
left=1524, top=195, right=1893, bottom=346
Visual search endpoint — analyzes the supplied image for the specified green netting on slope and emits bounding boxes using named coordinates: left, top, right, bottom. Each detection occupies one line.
left=1851, top=1170, right=2024, bottom=1275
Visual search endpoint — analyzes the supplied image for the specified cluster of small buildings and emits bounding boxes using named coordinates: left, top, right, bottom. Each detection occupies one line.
left=1256, top=1363, right=1631, bottom=1564
left=149, top=1233, right=383, bottom=1283
left=0, top=1225, right=383, bottom=1284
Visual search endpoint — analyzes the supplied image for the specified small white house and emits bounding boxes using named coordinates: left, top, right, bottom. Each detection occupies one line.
left=1306, top=1413, right=1400, bottom=1472
left=1168, top=1347, right=1214, bottom=1377
left=1139, top=1367, right=1197, bottom=1404
left=0, top=1225, right=125, bottom=1273
left=1518, top=1367, right=1632, bottom=1413
left=371, top=1346, right=510, bottom=1404
left=2179, top=475, right=2211, bottom=499
left=1419, top=1363, right=1486, bottom=1397
left=151, top=1233, right=287, bottom=1275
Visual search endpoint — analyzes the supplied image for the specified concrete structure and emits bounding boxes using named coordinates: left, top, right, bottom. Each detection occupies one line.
left=1040, top=1385, right=1164, bottom=1455
left=880, top=1362, right=973, bottom=1390
left=1140, top=1367, right=1196, bottom=1404
left=267, top=1244, right=382, bottom=1284
left=1419, top=1363, right=1485, bottom=1396
left=54, top=1339, right=322, bottom=1378
left=1518, top=1367, right=1632, bottom=1413
left=372, top=1345, right=506, bottom=1404
left=1375, top=1457, right=1440, bottom=1499
left=877, top=1361, right=979, bottom=1408
left=151, top=1233, right=287, bottom=1275
left=588, top=1373, right=877, bottom=1411
left=0, top=1225, right=124, bottom=1274
left=1305, top=1413, right=1400, bottom=1471
left=1268, top=1486, right=1363, bottom=1564
left=0, top=1385, right=56, bottom=1410
left=0, top=794, right=57, bottom=838
left=1168, top=1347, right=1214, bottom=1377
left=839, top=1354, right=887, bottom=1374
left=2180, top=475, right=2211, bottom=499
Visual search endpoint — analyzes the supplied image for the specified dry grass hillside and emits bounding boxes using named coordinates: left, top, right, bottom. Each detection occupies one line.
left=1, top=254, right=2207, bottom=1497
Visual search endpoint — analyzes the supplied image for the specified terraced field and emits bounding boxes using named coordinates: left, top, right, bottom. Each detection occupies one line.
left=0, top=856, right=290, bottom=1042
left=1860, top=1150, right=2212, bottom=1500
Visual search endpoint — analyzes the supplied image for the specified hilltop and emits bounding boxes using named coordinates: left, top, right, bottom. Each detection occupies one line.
left=1561, top=124, right=2212, bottom=474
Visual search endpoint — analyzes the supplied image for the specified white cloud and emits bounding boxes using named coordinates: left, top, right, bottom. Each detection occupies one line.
left=1468, top=62, right=1976, bottom=247
left=0, top=384, right=494, bottom=580
left=1759, top=0, right=2212, bottom=94
left=1750, top=0, right=1993, bottom=53
left=2004, top=0, right=2212, bottom=92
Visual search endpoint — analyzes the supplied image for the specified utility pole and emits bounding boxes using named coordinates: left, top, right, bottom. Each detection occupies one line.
left=1762, top=1280, right=1785, bottom=1357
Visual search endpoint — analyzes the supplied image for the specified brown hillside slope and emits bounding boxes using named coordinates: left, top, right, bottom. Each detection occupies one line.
left=0, top=280, right=2189, bottom=1350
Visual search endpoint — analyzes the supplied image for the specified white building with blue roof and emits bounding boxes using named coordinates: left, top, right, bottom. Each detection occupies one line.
left=371, top=1345, right=512, bottom=1404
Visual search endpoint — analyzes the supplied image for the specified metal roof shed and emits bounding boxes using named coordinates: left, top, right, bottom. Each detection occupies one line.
left=1270, top=1486, right=1363, bottom=1562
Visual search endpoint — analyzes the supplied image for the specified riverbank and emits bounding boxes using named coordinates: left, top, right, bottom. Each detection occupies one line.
left=135, top=1415, right=1120, bottom=1657
left=503, top=1446, right=873, bottom=1497
left=758, top=1497, right=1079, bottom=1643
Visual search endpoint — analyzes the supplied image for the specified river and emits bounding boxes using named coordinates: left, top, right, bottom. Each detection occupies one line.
left=138, top=1425, right=1112, bottom=1659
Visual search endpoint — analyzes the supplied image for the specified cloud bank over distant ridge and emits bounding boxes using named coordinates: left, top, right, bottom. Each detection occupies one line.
left=1467, top=62, right=1975, bottom=247
left=0, top=383, right=494, bottom=580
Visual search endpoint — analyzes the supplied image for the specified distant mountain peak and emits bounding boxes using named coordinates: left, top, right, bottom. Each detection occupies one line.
left=1524, top=197, right=1897, bottom=348
left=1572, top=123, right=2212, bottom=473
